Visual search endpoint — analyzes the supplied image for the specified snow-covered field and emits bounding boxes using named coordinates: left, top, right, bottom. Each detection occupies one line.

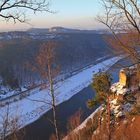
left=0, top=56, right=122, bottom=132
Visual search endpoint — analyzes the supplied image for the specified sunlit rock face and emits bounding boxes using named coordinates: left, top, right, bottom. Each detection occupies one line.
left=119, top=69, right=128, bottom=87
left=109, top=64, right=140, bottom=119
left=110, top=64, right=140, bottom=101
left=119, top=64, right=140, bottom=89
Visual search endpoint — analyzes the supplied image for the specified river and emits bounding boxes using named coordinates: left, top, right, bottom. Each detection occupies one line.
left=22, top=58, right=131, bottom=140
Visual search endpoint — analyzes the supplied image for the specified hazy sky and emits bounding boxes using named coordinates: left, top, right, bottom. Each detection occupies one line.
left=0, top=0, right=104, bottom=31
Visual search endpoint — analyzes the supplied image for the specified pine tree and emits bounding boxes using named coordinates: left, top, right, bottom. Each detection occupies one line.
left=87, top=71, right=112, bottom=140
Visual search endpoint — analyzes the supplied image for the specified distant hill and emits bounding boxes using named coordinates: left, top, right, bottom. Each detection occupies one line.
left=27, top=28, right=49, bottom=34
left=28, top=27, right=110, bottom=34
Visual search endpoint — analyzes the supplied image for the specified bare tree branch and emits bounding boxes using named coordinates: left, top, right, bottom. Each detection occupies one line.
left=98, top=0, right=140, bottom=63
left=0, top=0, right=52, bottom=23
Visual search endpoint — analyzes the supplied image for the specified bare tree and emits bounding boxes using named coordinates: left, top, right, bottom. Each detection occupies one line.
left=31, top=41, right=60, bottom=140
left=98, top=0, right=140, bottom=63
left=0, top=1, right=52, bottom=139
left=0, top=0, right=51, bottom=23
left=0, top=105, right=25, bottom=140
left=67, top=109, right=82, bottom=133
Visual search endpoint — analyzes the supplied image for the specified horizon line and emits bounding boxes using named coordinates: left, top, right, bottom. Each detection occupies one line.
left=0, top=26, right=107, bottom=32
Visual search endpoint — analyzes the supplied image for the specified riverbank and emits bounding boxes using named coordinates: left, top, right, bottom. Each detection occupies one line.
left=22, top=56, right=124, bottom=140
left=0, top=56, right=122, bottom=132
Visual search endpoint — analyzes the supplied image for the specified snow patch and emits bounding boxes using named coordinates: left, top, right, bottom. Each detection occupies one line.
left=0, top=56, right=123, bottom=132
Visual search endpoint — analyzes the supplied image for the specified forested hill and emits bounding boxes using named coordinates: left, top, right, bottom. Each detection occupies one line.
left=0, top=29, right=115, bottom=88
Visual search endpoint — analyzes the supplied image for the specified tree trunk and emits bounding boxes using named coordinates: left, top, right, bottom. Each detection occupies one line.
left=98, top=109, right=102, bottom=140
left=52, top=104, right=60, bottom=140
left=48, top=61, right=60, bottom=140
left=107, top=95, right=111, bottom=140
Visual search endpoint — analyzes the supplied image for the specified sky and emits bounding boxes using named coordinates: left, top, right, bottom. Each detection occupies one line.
left=0, top=0, right=104, bottom=31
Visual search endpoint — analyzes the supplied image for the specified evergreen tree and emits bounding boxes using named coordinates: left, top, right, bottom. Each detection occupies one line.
left=87, top=71, right=112, bottom=140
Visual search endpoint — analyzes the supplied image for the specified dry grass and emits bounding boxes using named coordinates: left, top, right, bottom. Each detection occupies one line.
left=112, top=115, right=140, bottom=140
left=92, top=115, right=140, bottom=140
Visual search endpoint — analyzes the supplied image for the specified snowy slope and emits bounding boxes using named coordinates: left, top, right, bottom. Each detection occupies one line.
left=63, top=106, right=102, bottom=140
left=0, top=56, right=122, bottom=131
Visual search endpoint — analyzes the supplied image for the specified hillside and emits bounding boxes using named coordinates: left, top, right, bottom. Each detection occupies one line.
left=0, top=30, right=114, bottom=89
left=64, top=64, right=140, bottom=140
